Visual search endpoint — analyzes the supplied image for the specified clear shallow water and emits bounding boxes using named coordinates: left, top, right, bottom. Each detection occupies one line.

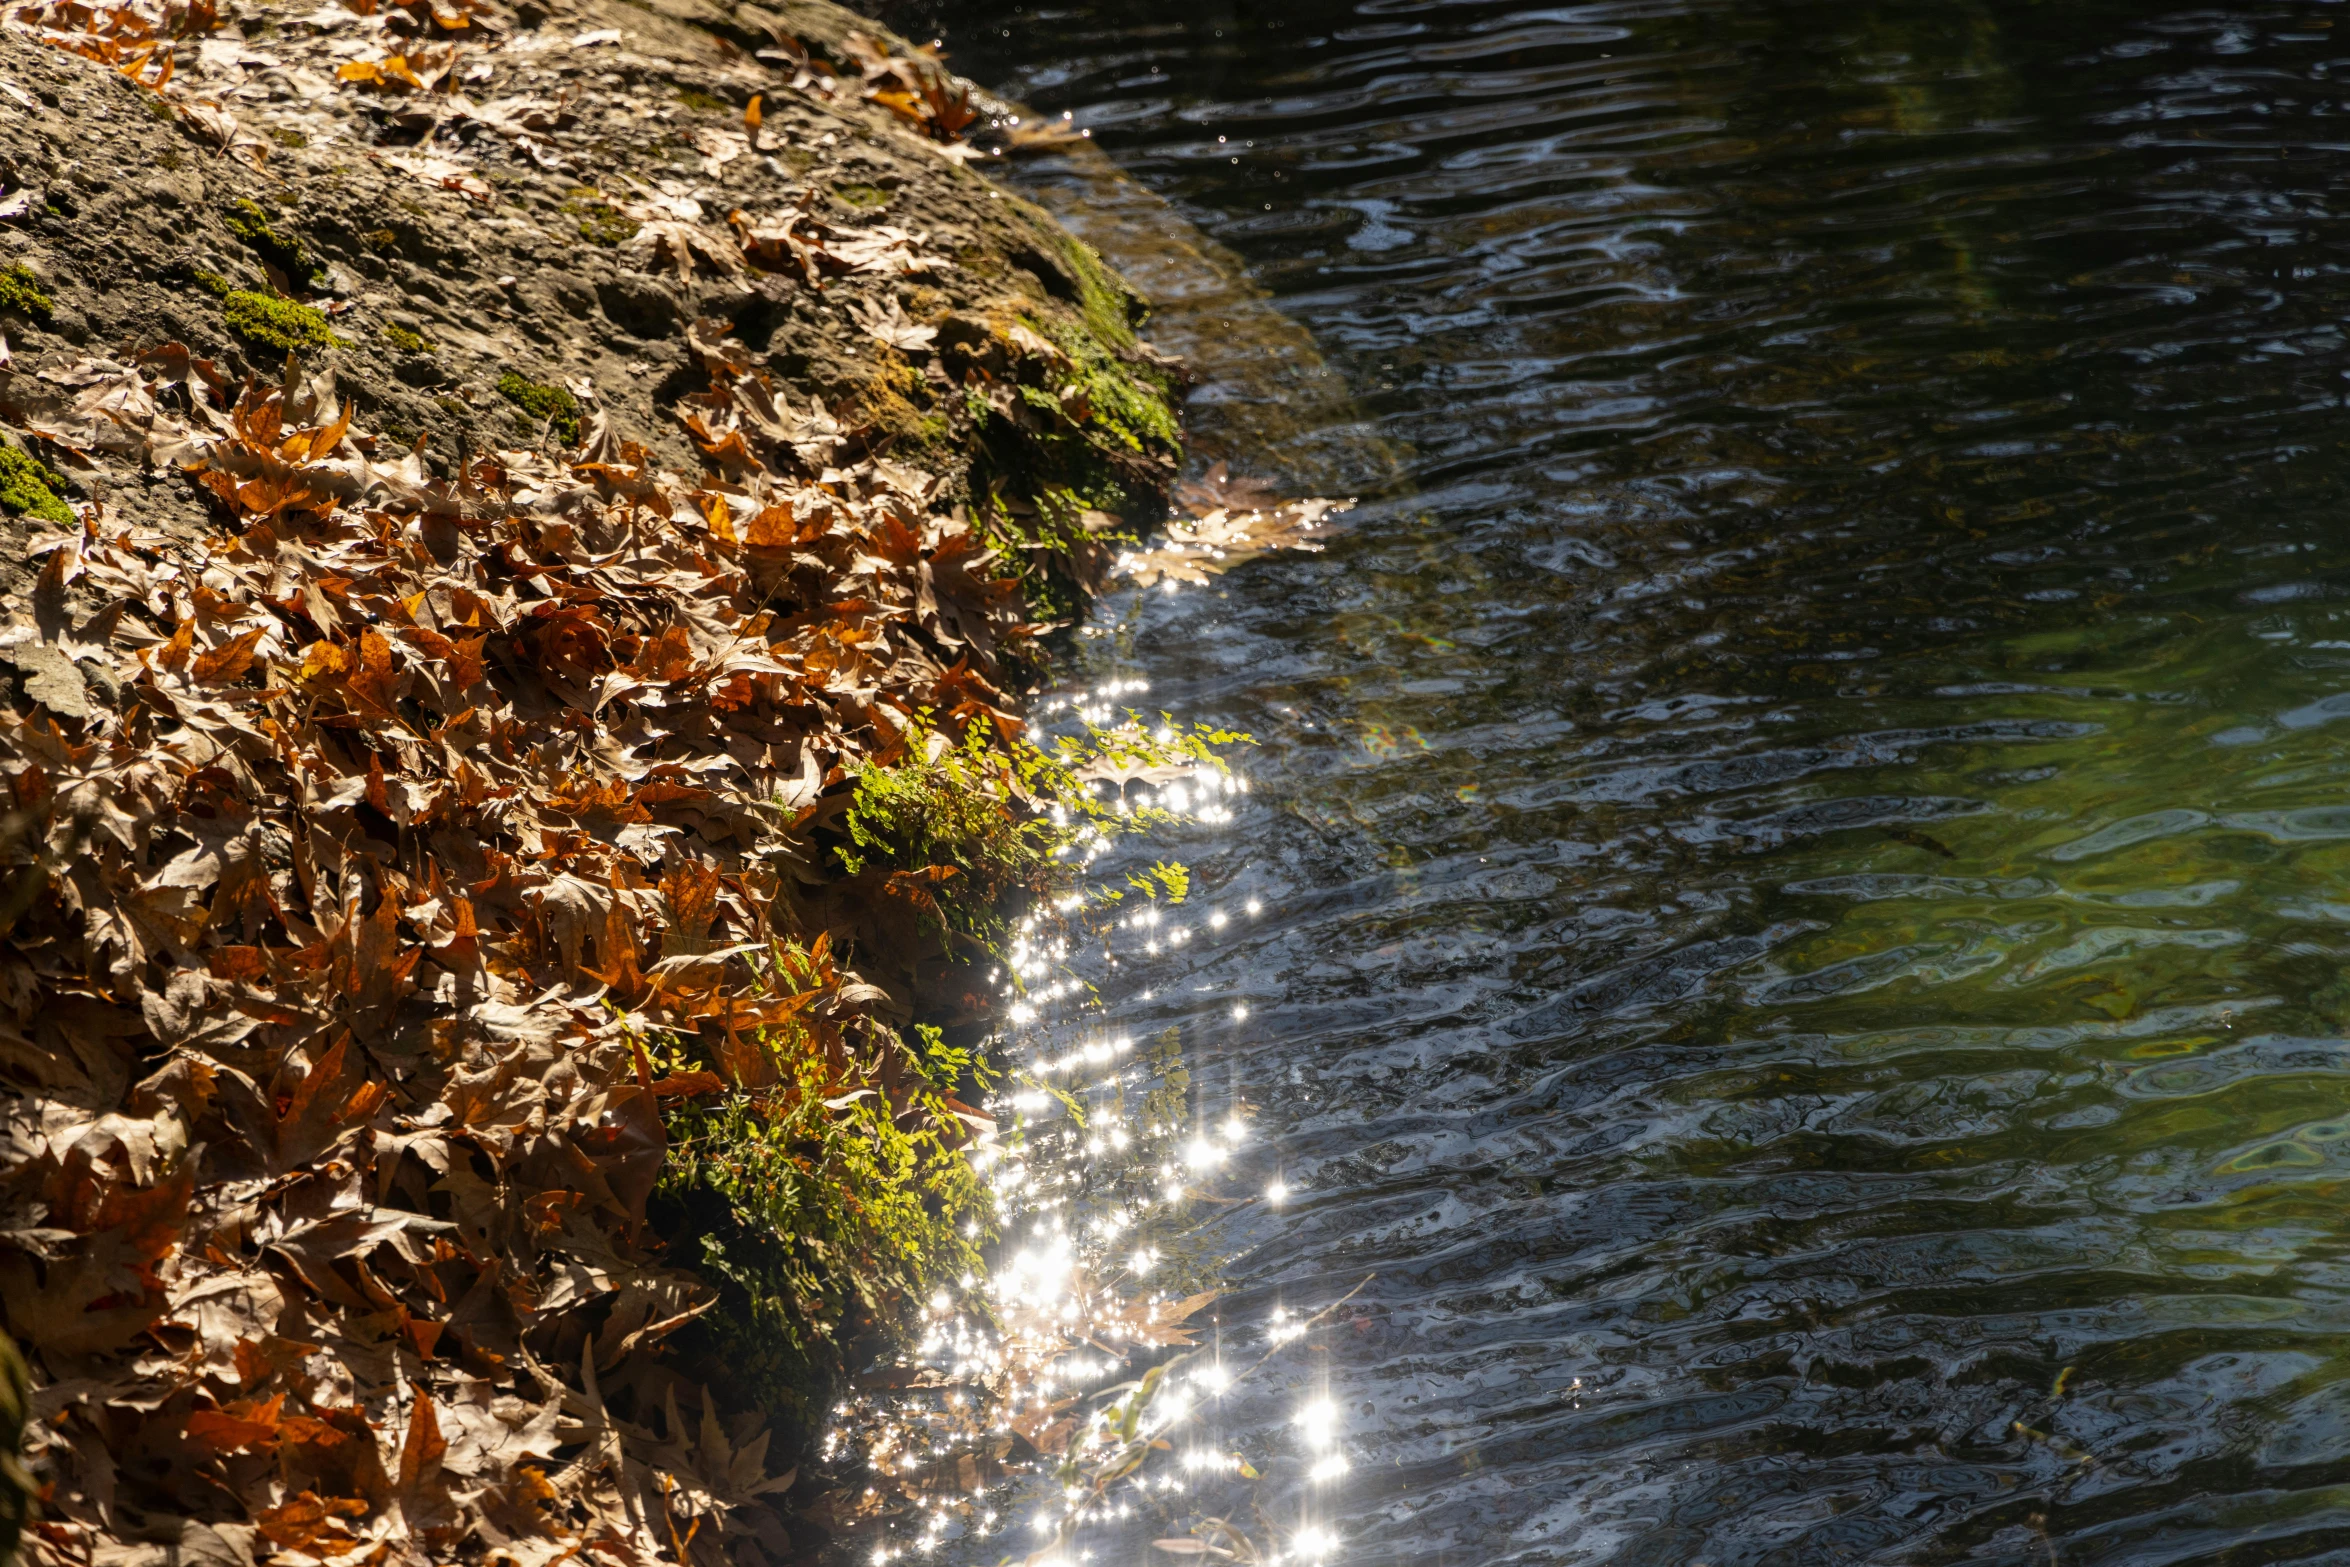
left=945, top=2, right=2350, bottom=1562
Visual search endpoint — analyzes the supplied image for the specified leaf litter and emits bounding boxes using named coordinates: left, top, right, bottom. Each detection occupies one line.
left=0, top=0, right=1354, bottom=1558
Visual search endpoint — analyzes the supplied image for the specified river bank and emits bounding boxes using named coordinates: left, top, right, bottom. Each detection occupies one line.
left=0, top=0, right=1196, bottom=1561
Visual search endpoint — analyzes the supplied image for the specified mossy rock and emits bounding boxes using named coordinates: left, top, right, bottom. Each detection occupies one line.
left=0, top=264, right=52, bottom=323
left=943, top=272, right=1183, bottom=621
left=561, top=191, right=639, bottom=248
left=222, top=197, right=327, bottom=289
left=1041, top=223, right=1154, bottom=357
left=1027, top=310, right=1180, bottom=455
left=496, top=371, right=581, bottom=444
left=959, top=211, right=1183, bottom=514
left=0, top=443, right=72, bottom=526
left=223, top=291, right=340, bottom=355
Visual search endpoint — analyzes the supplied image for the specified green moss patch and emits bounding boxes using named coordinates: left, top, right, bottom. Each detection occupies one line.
left=496, top=371, right=580, bottom=444
left=1052, top=229, right=1151, bottom=353
left=223, top=291, right=341, bottom=354
left=1028, top=312, right=1181, bottom=455
left=562, top=192, right=639, bottom=248
left=0, top=265, right=53, bottom=324
left=222, top=197, right=326, bottom=289
left=0, top=445, right=73, bottom=526
left=381, top=323, right=433, bottom=355
left=838, top=724, right=1073, bottom=945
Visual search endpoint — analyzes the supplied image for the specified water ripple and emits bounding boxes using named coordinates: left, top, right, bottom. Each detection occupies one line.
left=927, top=0, right=2350, bottom=1560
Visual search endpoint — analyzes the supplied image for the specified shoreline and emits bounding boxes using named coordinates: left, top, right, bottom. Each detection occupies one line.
left=0, top=1, right=1204, bottom=1561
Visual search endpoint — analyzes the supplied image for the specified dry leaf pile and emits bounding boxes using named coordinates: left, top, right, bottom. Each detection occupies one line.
left=827, top=32, right=974, bottom=153
left=0, top=309, right=1077, bottom=1565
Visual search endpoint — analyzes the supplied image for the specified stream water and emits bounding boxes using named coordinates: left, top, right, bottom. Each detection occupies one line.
left=929, top=2, right=2350, bottom=1562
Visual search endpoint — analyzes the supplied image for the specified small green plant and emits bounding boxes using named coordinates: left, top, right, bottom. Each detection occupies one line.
left=1038, top=481, right=1135, bottom=543
left=222, top=290, right=341, bottom=354
left=838, top=722, right=1078, bottom=950
left=381, top=323, right=433, bottom=355
left=265, top=126, right=307, bottom=149
left=494, top=371, right=580, bottom=444
left=0, top=265, right=52, bottom=323
left=646, top=944, right=992, bottom=1442
left=832, top=182, right=890, bottom=210
left=967, top=482, right=1130, bottom=625
left=189, top=269, right=233, bottom=298
left=839, top=714, right=1239, bottom=951
left=675, top=85, right=729, bottom=113
left=221, top=197, right=326, bottom=289
left=1128, top=859, right=1189, bottom=904
left=0, top=445, right=71, bottom=526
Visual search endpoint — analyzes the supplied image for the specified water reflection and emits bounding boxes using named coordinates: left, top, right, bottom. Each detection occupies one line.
left=868, top=0, right=2350, bottom=1561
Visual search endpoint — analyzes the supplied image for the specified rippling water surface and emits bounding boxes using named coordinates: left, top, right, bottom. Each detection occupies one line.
left=935, top=2, right=2350, bottom=1561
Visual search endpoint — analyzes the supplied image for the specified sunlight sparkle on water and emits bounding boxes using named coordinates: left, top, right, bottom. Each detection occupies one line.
left=829, top=658, right=1347, bottom=1567
left=1297, top=1399, right=1338, bottom=1448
